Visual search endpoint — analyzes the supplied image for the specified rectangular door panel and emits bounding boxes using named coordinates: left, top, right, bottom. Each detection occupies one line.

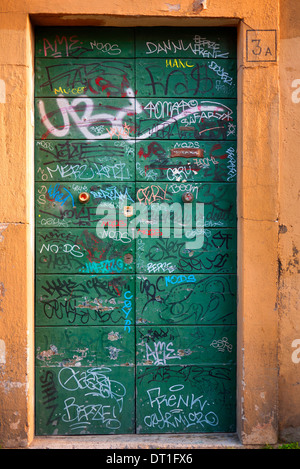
left=35, top=326, right=135, bottom=367
left=136, top=58, right=237, bottom=98
left=136, top=229, right=237, bottom=275
left=136, top=182, right=237, bottom=229
left=136, top=325, right=236, bottom=366
left=35, top=58, right=135, bottom=98
left=135, top=274, right=236, bottom=325
left=36, top=228, right=135, bottom=274
left=35, top=27, right=135, bottom=58
left=35, top=26, right=237, bottom=436
left=136, top=365, right=236, bottom=433
left=35, top=366, right=135, bottom=435
left=35, top=97, right=136, bottom=140
left=135, top=27, right=237, bottom=59
left=135, top=140, right=237, bottom=183
left=35, top=182, right=135, bottom=228
left=36, top=274, right=135, bottom=327
left=35, top=140, right=135, bottom=182
left=135, top=98, right=237, bottom=140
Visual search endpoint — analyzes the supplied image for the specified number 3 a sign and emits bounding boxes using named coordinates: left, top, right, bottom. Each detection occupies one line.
left=246, top=29, right=277, bottom=62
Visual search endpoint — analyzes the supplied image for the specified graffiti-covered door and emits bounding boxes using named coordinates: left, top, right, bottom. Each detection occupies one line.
left=34, top=27, right=237, bottom=435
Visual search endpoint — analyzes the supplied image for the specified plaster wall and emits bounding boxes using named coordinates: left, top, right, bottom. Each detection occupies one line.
left=278, top=0, right=300, bottom=443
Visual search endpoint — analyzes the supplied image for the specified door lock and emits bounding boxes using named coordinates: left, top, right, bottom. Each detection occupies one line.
left=124, top=206, right=134, bottom=217
left=78, top=192, right=90, bottom=203
left=182, top=191, right=194, bottom=203
left=124, top=253, right=133, bottom=264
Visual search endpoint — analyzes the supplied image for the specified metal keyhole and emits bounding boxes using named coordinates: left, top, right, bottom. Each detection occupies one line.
left=79, top=192, right=90, bottom=203
left=182, top=191, right=194, bottom=203
left=124, top=253, right=133, bottom=264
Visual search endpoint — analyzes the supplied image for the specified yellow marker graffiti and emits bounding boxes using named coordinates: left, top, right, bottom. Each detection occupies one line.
left=165, top=59, right=194, bottom=68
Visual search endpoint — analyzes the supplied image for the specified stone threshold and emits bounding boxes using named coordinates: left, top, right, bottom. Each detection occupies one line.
left=28, top=433, right=247, bottom=449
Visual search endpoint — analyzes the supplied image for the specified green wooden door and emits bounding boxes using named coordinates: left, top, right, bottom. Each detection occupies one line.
left=34, top=26, right=237, bottom=435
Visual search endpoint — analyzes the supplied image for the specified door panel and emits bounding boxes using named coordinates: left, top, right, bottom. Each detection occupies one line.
left=35, top=366, right=136, bottom=435
left=35, top=97, right=136, bottom=140
left=35, top=58, right=135, bottom=98
left=36, top=274, right=135, bottom=326
left=135, top=229, right=237, bottom=275
left=34, top=27, right=138, bottom=436
left=135, top=140, right=237, bottom=183
left=36, top=228, right=135, bottom=274
left=35, top=181, right=135, bottom=227
left=136, top=58, right=237, bottom=98
left=35, top=27, right=135, bottom=58
left=35, top=26, right=237, bottom=436
left=136, top=325, right=236, bottom=365
left=135, top=98, right=237, bottom=140
left=135, top=182, right=236, bottom=228
left=36, top=325, right=135, bottom=367
left=135, top=27, right=237, bottom=59
left=35, top=140, right=135, bottom=183
left=134, top=26, right=237, bottom=435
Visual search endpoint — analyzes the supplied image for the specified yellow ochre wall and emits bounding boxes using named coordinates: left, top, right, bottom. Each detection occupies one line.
left=0, top=0, right=299, bottom=448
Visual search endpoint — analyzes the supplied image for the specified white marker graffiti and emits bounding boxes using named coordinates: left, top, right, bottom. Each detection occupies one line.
left=144, top=384, right=219, bottom=430
left=57, top=367, right=127, bottom=431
